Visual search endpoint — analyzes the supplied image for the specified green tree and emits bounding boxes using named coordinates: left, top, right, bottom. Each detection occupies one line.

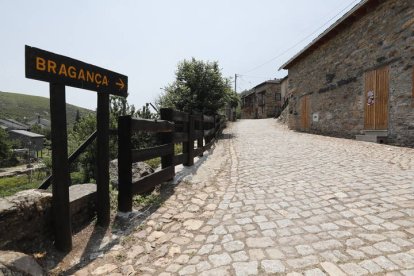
left=30, top=124, right=51, bottom=140
left=68, top=113, right=98, bottom=182
left=75, top=109, right=81, bottom=123
left=68, top=96, right=153, bottom=183
left=0, top=129, right=18, bottom=168
left=157, top=58, right=236, bottom=115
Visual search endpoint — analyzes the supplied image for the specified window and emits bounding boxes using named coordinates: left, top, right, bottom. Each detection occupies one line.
left=275, top=93, right=281, bottom=101
left=258, top=92, right=265, bottom=106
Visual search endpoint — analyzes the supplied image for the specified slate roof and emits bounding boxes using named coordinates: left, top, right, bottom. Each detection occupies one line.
left=280, top=0, right=374, bottom=69
left=0, top=118, right=30, bottom=130
left=9, top=129, right=45, bottom=138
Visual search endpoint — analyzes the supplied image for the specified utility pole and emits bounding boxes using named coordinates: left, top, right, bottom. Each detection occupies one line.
left=234, top=74, right=238, bottom=93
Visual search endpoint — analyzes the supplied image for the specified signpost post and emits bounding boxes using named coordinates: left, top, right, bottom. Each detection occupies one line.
left=25, top=45, right=128, bottom=251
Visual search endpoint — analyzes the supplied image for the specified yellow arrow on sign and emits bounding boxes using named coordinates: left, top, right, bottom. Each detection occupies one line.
left=116, top=78, right=125, bottom=90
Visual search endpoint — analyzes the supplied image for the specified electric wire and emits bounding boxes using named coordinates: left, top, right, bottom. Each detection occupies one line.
left=240, top=0, right=362, bottom=74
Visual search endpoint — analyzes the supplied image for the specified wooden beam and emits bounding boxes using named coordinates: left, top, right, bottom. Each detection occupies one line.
left=96, top=93, right=110, bottom=226
left=173, top=132, right=188, bottom=143
left=173, top=153, right=188, bottom=166
left=130, top=118, right=174, bottom=133
left=160, top=109, right=175, bottom=180
left=131, top=144, right=173, bottom=163
left=132, top=167, right=174, bottom=194
left=203, top=115, right=214, bottom=123
left=118, top=116, right=133, bottom=212
left=172, top=110, right=189, bottom=122
left=49, top=83, right=72, bottom=252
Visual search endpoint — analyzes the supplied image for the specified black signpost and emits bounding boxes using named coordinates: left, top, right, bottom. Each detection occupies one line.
left=25, top=45, right=128, bottom=251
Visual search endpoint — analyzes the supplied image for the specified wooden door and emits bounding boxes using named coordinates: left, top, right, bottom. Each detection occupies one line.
left=364, top=66, right=389, bottom=130
left=301, top=95, right=310, bottom=130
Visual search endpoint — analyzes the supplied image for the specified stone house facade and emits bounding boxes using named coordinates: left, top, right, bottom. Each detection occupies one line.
left=280, top=76, right=289, bottom=103
left=281, top=0, right=414, bottom=146
left=240, top=80, right=283, bottom=119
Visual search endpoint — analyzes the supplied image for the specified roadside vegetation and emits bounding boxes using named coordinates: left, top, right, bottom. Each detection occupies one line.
left=0, top=58, right=239, bottom=197
left=157, top=58, right=239, bottom=114
left=0, top=91, right=92, bottom=126
left=0, top=173, right=45, bottom=197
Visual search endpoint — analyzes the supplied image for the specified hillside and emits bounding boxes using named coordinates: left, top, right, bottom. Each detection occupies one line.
left=0, top=91, right=94, bottom=126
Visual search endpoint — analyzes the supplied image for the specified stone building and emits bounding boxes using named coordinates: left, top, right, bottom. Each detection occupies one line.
left=280, top=76, right=289, bottom=103
left=280, top=0, right=414, bottom=146
left=240, top=79, right=284, bottom=119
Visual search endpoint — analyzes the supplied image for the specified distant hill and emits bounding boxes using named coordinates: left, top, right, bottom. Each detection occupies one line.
left=0, top=91, right=94, bottom=127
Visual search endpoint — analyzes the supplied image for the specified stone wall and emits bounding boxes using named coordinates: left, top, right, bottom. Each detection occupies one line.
left=287, top=0, right=414, bottom=146
left=281, top=78, right=289, bottom=101
left=241, top=82, right=282, bottom=119
left=241, top=92, right=256, bottom=119
left=263, top=83, right=282, bottom=118
left=0, top=184, right=96, bottom=251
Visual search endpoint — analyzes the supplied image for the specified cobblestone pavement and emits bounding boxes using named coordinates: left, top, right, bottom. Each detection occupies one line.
left=71, top=119, right=414, bottom=276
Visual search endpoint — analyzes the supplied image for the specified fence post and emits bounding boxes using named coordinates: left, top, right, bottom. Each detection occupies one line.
left=118, top=115, right=132, bottom=212
left=214, top=115, right=218, bottom=138
left=185, top=115, right=195, bottom=166
left=96, top=93, right=110, bottom=226
left=213, top=115, right=217, bottom=138
left=182, top=113, right=188, bottom=165
left=198, top=114, right=204, bottom=157
left=160, top=108, right=174, bottom=179
left=49, top=83, right=72, bottom=252
left=204, top=114, right=210, bottom=145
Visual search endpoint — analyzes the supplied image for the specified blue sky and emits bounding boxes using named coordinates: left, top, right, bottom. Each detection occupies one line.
left=0, top=0, right=359, bottom=110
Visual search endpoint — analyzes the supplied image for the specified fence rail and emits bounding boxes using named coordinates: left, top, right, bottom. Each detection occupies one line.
left=117, top=108, right=226, bottom=212
left=38, top=130, right=98, bottom=189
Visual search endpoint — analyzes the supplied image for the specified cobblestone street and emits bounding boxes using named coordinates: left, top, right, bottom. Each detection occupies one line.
left=71, top=119, right=414, bottom=276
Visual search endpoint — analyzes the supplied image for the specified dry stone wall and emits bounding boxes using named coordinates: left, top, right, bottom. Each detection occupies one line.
left=0, top=184, right=96, bottom=251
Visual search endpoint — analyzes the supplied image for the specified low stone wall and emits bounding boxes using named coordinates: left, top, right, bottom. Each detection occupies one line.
left=0, top=184, right=96, bottom=251
left=0, top=250, right=45, bottom=275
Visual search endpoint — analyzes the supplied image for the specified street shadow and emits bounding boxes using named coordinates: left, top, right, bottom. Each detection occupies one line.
left=218, top=133, right=235, bottom=140
left=56, top=145, right=218, bottom=275
left=58, top=223, right=109, bottom=275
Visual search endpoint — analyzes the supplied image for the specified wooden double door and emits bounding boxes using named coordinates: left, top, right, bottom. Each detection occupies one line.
left=299, top=66, right=389, bottom=131
left=364, top=66, right=389, bottom=130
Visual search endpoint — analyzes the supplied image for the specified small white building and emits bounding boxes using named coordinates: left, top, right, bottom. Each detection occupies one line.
left=8, top=129, right=45, bottom=157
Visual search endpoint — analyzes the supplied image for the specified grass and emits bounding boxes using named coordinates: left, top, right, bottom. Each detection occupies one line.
left=133, top=193, right=162, bottom=208
left=0, top=170, right=86, bottom=197
left=145, top=157, right=161, bottom=169
left=120, top=235, right=136, bottom=246
left=115, top=253, right=127, bottom=262
left=143, top=143, right=183, bottom=169
left=175, top=143, right=183, bottom=154
left=0, top=173, right=45, bottom=197
left=0, top=91, right=93, bottom=126
left=0, top=142, right=183, bottom=198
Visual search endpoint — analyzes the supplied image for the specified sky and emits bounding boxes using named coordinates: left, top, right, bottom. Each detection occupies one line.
left=0, top=0, right=360, bottom=111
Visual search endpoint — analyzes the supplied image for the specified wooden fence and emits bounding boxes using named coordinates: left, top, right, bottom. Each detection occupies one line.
left=117, top=108, right=226, bottom=212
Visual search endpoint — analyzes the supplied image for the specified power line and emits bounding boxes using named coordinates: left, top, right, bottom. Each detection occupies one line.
left=238, top=74, right=275, bottom=79
left=241, top=0, right=361, bottom=74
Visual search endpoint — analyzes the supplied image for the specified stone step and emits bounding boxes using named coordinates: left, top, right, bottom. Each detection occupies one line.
left=363, top=130, right=388, bottom=136
left=355, top=134, right=387, bottom=144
